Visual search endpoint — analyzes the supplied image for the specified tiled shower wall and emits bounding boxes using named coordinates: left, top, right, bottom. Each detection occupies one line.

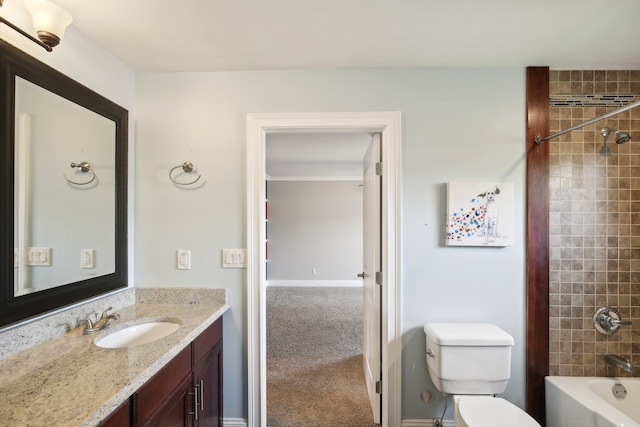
left=549, top=70, right=640, bottom=376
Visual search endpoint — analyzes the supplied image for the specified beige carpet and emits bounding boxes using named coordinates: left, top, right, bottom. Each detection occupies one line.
left=266, top=286, right=378, bottom=427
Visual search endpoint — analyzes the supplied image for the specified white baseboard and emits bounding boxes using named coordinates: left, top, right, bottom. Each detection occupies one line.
left=266, top=280, right=362, bottom=287
left=402, top=419, right=455, bottom=427
left=224, top=418, right=248, bottom=427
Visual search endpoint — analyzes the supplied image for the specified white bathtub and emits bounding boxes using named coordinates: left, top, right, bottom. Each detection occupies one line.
left=546, top=376, right=640, bottom=427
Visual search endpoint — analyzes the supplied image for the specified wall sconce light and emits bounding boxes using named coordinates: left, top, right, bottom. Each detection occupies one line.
left=0, top=0, right=72, bottom=52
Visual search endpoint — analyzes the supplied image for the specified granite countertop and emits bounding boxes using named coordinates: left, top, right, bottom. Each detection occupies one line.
left=0, top=292, right=228, bottom=427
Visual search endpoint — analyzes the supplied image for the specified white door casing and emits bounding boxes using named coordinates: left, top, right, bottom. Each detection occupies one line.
left=246, top=111, right=402, bottom=427
left=362, top=133, right=382, bottom=423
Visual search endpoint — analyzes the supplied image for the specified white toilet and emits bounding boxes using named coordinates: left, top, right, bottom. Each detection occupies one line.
left=423, top=323, right=540, bottom=427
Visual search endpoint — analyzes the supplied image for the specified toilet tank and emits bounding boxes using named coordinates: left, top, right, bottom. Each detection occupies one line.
left=424, top=323, right=514, bottom=395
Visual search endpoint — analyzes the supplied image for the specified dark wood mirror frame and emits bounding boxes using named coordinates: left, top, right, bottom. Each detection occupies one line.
left=0, top=40, right=128, bottom=328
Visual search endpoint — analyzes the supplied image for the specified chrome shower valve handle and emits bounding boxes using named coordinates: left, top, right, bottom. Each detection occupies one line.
left=593, top=306, right=631, bottom=335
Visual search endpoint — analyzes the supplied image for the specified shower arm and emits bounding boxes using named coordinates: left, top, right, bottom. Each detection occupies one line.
left=534, top=99, right=640, bottom=145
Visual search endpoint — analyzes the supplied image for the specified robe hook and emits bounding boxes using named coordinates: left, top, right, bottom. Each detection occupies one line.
left=64, top=161, right=96, bottom=185
left=169, top=161, right=202, bottom=186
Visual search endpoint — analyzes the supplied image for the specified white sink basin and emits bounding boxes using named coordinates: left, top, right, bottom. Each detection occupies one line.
left=95, top=320, right=181, bottom=348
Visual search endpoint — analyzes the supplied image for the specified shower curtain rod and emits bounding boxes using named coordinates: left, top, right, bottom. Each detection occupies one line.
left=534, top=98, right=640, bottom=145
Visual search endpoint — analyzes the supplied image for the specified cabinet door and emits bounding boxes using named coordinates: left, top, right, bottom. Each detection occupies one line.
left=192, top=340, right=223, bottom=427
left=144, top=374, right=193, bottom=427
left=136, top=346, right=192, bottom=427
left=98, top=398, right=131, bottom=427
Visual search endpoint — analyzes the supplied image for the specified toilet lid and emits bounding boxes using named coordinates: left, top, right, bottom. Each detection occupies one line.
left=455, top=396, right=540, bottom=427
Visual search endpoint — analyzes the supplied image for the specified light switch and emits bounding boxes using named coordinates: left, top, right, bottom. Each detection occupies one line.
left=222, top=249, right=247, bottom=268
left=25, top=247, right=51, bottom=266
left=177, top=250, right=191, bottom=270
left=81, top=249, right=95, bottom=269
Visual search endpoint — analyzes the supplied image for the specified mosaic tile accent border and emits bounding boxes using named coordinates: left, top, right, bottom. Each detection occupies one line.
left=550, top=94, right=640, bottom=107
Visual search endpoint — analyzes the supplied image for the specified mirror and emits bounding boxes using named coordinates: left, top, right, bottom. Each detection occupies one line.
left=14, top=77, right=117, bottom=295
left=0, top=40, right=128, bottom=328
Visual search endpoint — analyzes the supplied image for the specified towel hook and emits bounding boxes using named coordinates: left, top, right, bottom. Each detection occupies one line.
left=169, top=161, right=202, bottom=186
left=64, top=162, right=96, bottom=185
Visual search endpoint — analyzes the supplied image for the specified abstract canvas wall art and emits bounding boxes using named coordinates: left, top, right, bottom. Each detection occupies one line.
left=446, top=181, right=514, bottom=246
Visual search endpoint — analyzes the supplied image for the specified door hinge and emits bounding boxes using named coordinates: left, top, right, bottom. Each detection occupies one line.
left=375, top=162, right=382, bottom=176
left=376, top=380, right=382, bottom=394
left=375, top=271, right=382, bottom=285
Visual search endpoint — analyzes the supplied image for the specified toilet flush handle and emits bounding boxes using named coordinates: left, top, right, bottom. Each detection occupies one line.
left=427, top=349, right=435, bottom=358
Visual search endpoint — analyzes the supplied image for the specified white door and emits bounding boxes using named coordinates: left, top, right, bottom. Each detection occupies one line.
left=362, top=133, right=382, bottom=424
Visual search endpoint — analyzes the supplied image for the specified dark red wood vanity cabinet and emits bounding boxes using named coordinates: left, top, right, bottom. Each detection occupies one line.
left=98, top=398, right=131, bottom=427
left=131, top=317, right=223, bottom=427
left=134, top=339, right=193, bottom=427
left=192, top=316, right=223, bottom=427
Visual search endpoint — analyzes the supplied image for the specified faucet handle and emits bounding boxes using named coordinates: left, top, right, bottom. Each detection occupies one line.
left=78, top=316, right=102, bottom=335
left=594, top=307, right=631, bottom=335
left=99, top=307, right=114, bottom=320
left=78, top=317, right=94, bottom=329
left=611, top=318, right=632, bottom=326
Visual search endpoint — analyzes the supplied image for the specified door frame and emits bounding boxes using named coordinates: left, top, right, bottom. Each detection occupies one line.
left=246, top=111, right=402, bottom=427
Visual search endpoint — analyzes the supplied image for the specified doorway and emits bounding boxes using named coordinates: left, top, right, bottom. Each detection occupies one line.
left=264, top=132, right=374, bottom=426
left=246, top=111, right=402, bottom=427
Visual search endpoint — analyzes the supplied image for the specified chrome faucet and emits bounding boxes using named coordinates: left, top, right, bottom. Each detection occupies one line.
left=605, top=354, right=637, bottom=373
left=79, top=307, right=120, bottom=335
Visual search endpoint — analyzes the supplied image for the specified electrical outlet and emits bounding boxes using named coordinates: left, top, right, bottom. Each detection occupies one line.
left=81, top=249, right=95, bottom=269
left=177, top=250, right=191, bottom=270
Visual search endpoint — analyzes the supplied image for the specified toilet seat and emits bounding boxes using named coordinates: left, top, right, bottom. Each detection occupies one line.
left=453, top=396, right=540, bottom=427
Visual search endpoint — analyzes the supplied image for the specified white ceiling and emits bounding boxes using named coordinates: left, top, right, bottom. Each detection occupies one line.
left=54, top=0, right=640, bottom=73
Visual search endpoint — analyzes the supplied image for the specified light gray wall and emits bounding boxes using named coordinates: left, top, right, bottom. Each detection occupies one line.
left=135, top=68, right=526, bottom=421
left=266, top=181, right=363, bottom=281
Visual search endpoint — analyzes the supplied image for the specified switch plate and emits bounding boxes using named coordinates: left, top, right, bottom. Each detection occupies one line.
left=177, top=250, right=191, bottom=270
left=81, top=249, right=95, bottom=269
left=25, top=247, right=51, bottom=266
left=222, top=249, right=247, bottom=268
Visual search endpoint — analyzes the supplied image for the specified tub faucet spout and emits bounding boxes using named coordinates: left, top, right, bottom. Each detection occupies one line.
left=605, top=354, right=637, bottom=373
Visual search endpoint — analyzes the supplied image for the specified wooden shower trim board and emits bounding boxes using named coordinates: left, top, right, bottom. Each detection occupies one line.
left=525, top=66, right=550, bottom=425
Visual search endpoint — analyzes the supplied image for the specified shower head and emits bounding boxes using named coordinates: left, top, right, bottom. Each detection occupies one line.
left=615, top=130, right=631, bottom=144
left=599, top=128, right=631, bottom=155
